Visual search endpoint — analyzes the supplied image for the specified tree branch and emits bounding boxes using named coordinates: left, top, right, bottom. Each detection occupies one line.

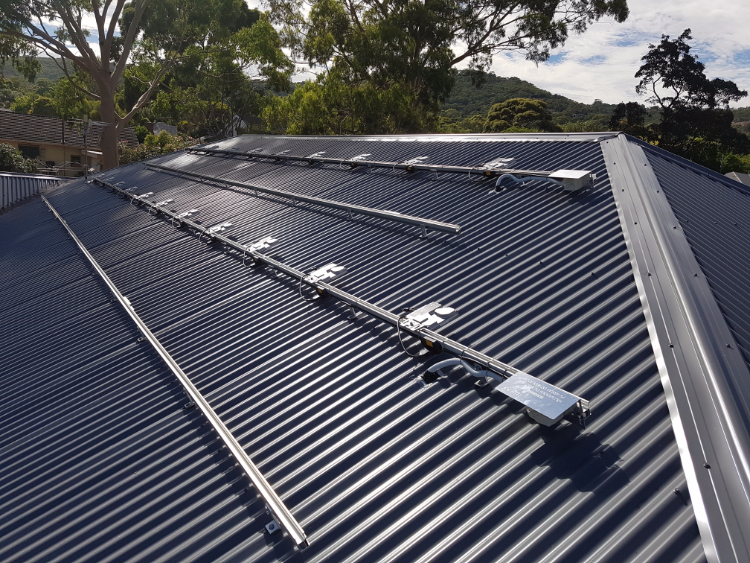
left=111, top=0, right=150, bottom=85
left=118, top=59, right=174, bottom=128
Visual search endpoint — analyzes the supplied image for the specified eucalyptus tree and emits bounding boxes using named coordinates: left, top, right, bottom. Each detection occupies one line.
left=267, top=0, right=630, bottom=107
left=0, top=0, right=291, bottom=168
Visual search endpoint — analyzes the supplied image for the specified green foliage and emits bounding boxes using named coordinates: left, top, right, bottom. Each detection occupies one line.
left=118, top=132, right=196, bottom=164
left=0, top=57, right=65, bottom=82
left=484, top=98, right=561, bottom=133
left=442, top=71, right=620, bottom=129
left=608, top=101, right=650, bottom=137
left=125, top=10, right=292, bottom=138
left=9, top=93, right=34, bottom=113
left=633, top=29, right=749, bottom=170
left=723, top=153, right=750, bottom=174
left=263, top=73, right=435, bottom=135
left=133, top=125, right=150, bottom=144
left=267, top=0, right=629, bottom=131
left=0, top=142, right=38, bottom=173
left=29, top=95, right=55, bottom=116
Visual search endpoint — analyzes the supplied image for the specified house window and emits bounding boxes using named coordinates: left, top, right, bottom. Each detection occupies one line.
left=19, top=145, right=41, bottom=159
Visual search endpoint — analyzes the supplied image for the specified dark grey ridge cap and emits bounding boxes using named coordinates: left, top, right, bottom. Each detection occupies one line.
left=39, top=194, right=309, bottom=550
left=216, top=132, right=618, bottom=144
left=628, top=136, right=750, bottom=197
left=602, top=134, right=750, bottom=563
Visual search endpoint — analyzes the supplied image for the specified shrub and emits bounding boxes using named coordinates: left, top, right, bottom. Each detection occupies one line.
left=0, top=143, right=40, bottom=173
left=118, top=132, right=197, bottom=164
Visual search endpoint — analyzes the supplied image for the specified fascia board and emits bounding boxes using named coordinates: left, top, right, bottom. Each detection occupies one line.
left=601, top=134, right=750, bottom=563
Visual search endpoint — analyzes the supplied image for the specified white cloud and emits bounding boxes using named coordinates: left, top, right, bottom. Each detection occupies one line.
left=479, top=0, right=750, bottom=106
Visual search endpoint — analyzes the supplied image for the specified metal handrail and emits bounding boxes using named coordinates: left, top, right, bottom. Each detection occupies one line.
left=41, top=194, right=309, bottom=549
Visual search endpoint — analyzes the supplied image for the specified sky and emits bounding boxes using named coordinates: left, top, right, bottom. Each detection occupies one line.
left=68, top=0, right=750, bottom=107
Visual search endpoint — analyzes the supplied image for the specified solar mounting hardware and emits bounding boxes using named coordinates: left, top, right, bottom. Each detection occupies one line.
left=306, top=263, right=347, bottom=283
left=402, top=156, right=429, bottom=172
left=189, top=146, right=583, bottom=185
left=300, top=263, right=347, bottom=301
left=398, top=303, right=458, bottom=356
left=199, top=221, right=232, bottom=243
left=146, top=162, right=461, bottom=235
left=423, top=358, right=587, bottom=427
left=41, top=194, right=308, bottom=549
left=306, top=151, right=326, bottom=164
left=93, top=176, right=590, bottom=428
left=482, top=157, right=516, bottom=171
left=171, top=208, right=199, bottom=227
left=154, top=198, right=174, bottom=207
left=243, top=236, right=278, bottom=265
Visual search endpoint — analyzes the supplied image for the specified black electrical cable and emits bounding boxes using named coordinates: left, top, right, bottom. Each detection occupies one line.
left=298, top=276, right=318, bottom=302
left=396, top=308, right=421, bottom=357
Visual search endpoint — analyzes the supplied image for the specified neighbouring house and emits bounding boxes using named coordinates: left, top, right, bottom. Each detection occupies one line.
left=725, top=171, right=750, bottom=186
left=0, top=109, right=138, bottom=176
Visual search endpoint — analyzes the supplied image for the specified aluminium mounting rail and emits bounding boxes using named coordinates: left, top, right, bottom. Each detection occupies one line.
left=41, top=194, right=308, bottom=550
left=188, top=146, right=557, bottom=179
left=145, top=162, right=461, bottom=235
left=92, top=177, right=591, bottom=424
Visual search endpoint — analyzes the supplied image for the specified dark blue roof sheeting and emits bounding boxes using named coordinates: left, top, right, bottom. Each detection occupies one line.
left=1, top=135, right=707, bottom=562
left=645, top=148, right=750, bottom=374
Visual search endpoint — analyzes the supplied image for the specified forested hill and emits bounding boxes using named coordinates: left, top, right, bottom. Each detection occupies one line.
left=1, top=57, right=66, bottom=82
left=443, top=71, right=618, bottom=121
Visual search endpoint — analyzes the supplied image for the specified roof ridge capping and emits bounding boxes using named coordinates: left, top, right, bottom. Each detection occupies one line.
left=601, top=133, right=750, bottom=563
left=222, top=132, right=618, bottom=143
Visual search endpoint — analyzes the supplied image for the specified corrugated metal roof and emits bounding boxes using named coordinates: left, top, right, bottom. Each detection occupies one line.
left=1, top=135, right=706, bottom=562
left=0, top=110, right=139, bottom=148
left=0, top=171, right=61, bottom=209
left=646, top=150, right=750, bottom=373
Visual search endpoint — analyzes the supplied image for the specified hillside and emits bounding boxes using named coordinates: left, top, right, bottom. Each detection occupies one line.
left=442, top=71, right=619, bottom=123
left=1, top=57, right=66, bottom=82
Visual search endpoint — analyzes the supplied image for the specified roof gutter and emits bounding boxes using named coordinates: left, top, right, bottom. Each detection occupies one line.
left=602, top=134, right=750, bottom=563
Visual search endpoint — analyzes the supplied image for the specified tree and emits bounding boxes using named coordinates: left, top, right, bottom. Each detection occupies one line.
left=262, top=71, right=433, bottom=135
left=268, top=0, right=629, bottom=109
left=484, top=98, right=561, bottom=132
left=634, top=29, right=749, bottom=168
left=0, top=0, right=291, bottom=168
left=608, top=101, right=649, bottom=138
left=129, top=14, right=293, bottom=139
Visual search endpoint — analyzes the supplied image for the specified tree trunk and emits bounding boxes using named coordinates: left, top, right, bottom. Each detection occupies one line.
left=98, top=91, right=120, bottom=170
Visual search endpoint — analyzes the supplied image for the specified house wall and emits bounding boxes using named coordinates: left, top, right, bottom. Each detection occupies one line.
left=0, top=139, right=102, bottom=176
